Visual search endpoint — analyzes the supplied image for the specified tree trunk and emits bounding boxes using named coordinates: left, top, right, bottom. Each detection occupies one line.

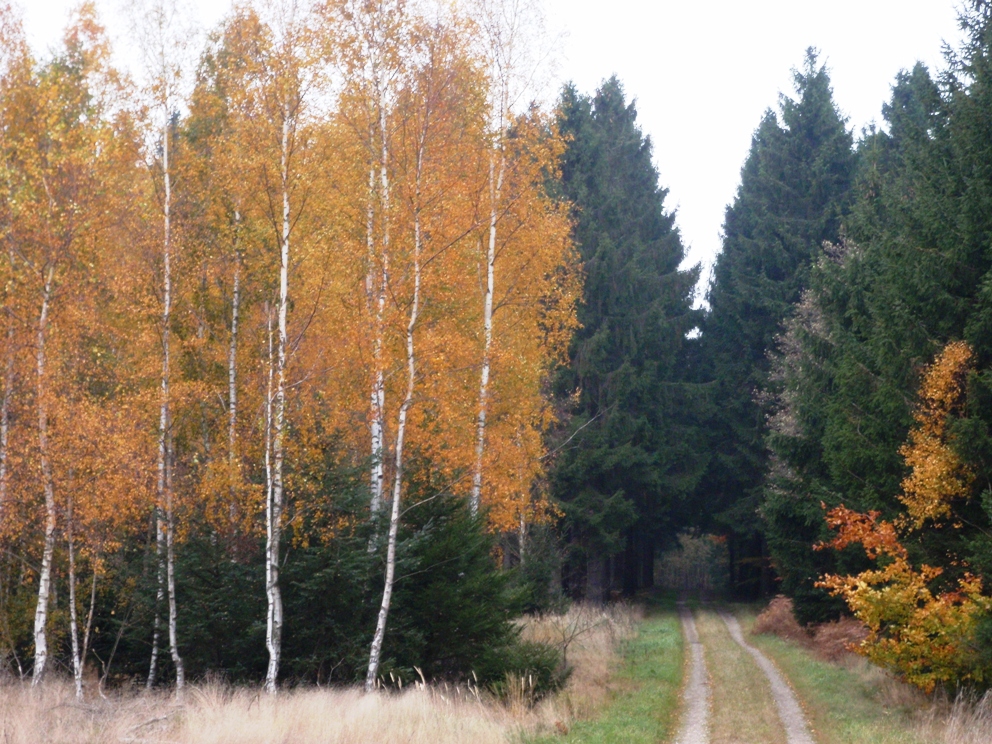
left=470, top=147, right=504, bottom=515
left=157, top=116, right=184, bottom=691
left=147, top=512, right=164, bottom=688
left=67, top=494, right=83, bottom=699
left=366, top=158, right=384, bottom=517
left=369, top=94, right=391, bottom=518
left=228, top=216, right=241, bottom=530
left=366, top=134, right=422, bottom=694
left=265, top=115, right=291, bottom=694
left=165, top=451, right=183, bottom=690
left=31, top=264, right=55, bottom=685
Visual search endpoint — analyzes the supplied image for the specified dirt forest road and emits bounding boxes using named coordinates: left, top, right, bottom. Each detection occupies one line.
left=674, top=604, right=816, bottom=744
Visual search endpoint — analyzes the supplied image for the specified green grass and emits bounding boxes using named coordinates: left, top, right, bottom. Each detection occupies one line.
left=739, top=609, right=929, bottom=744
left=530, top=600, right=683, bottom=744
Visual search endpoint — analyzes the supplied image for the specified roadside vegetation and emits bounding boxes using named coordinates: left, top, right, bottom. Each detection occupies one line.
left=0, top=604, right=636, bottom=744
left=530, top=599, right=682, bottom=744
left=746, top=599, right=992, bottom=744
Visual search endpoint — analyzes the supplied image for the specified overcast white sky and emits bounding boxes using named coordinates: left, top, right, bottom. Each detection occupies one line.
left=19, top=0, right=965, bottom=296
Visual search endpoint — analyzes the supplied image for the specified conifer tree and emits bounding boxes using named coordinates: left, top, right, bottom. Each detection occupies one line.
left=552, top=78, right=701, bottom=600
left=697, top=50, right=855, bottom=599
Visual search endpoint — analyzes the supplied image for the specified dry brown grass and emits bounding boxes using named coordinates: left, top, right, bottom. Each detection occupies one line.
left=918, top=690, right=992, bottom=744
left=0, top=681, right=510, bottom=743
left=0, top=603, right=637, bottom=743
left=753, top=596, right=807, bottom=644
left=518, top=601, right=639, bottom=729
left=752, top=595, right=867, bottom=663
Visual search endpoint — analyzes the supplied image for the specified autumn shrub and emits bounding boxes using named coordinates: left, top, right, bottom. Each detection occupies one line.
left=753, top=596, right=808, bottom=644
left=817, top=342, right=992, bottom=691
left=811, top=616, right=868, bottom=662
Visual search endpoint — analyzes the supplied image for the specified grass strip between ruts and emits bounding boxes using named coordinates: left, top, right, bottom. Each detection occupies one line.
left=530, top=601, right=683, bottom=743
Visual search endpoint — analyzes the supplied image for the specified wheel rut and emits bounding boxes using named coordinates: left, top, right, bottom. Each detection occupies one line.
left=718, top=611, right=815, bottom=744
left=674, top=603, right=710, bottom=744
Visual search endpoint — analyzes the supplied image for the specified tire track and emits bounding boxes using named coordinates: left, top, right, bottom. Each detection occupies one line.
left=719, top=611, right=815, bottom=744
left=675, top=603, right=710, bottom=744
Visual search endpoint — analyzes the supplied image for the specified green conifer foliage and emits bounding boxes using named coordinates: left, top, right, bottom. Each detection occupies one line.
left=698, top=50, right=855, bottom=599
left=765, top=3, right=992, bottom=625
left=552, top=78, right=702, bottom=600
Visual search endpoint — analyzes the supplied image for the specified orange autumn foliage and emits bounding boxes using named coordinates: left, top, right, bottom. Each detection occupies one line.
left=817, top=341, right=992, bottom=692
left=898, top=340, right=974, bottom=528
left=818, top=505, right=990, bottom=692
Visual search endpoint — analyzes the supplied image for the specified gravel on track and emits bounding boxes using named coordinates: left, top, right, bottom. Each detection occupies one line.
left=674, top=604, right=710, bottom=744
left=719, top=611, right=815, bottom=744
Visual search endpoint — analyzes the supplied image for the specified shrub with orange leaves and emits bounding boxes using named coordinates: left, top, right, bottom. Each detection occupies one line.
left=898, top=340, right=974, bottom=528
left=816, top=342, right=992, bottom=692
left=818, top=505, right=991, bottom=691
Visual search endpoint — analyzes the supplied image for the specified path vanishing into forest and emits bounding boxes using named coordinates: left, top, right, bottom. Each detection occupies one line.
left=673, top=604, right=816, bottom=744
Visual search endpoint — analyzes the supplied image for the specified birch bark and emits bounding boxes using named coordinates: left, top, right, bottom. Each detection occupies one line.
left=31, top=264, right=55, bottom=685
left=264, top=114, right=291, bottom=694
left=365, top=160, right=384, bottom=515
left=147, top=513, right=164, bottom=688
left=228, top=213, right=241, bottom=527
left=157, top=108, right=184, bottom=691
left=67, top=494, right=83, bottom=699
left=0, top=315, right=13, bottom=519
left=369, top=90, right=390, bottom=518
left=470, top=146, right=503, bottom=515
left=366, top=125, right=423, bottom=693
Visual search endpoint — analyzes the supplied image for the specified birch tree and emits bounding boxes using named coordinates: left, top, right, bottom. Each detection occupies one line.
left=0, top=5, right=124, bottom=684
left=0, top=7, right=28, bottom=528
left=224, top=0, right=324, bottom=692
left=129, top=0, right=196, bottom=691
left=331, top=0, right=405, bottom=518
left=467, top=0, right=542, bottom=515
left=364, top=7, right=488, bottom=690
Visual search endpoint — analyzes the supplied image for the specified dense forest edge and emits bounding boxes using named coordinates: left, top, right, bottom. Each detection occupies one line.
left=3, top=0, right=992, bottom=701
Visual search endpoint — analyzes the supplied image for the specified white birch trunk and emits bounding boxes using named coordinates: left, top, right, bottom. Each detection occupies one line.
left=67, top=495, right=83, bottom=699
left=165, top=453, right=183, bottom=690
left=263, top=298, right=275, bottom=677
left=366, top=160, right=384, bottom=516
left=470, top=147, right=504, bottom=515
left=366, top=136, right=422, bottom=694
left=31, top=264, right=55, bottom=685
left=264, top=115, right=291, bottom=694
left=228, top=258, right=239, bottom=460
left=157, top=116, right=184, bottom=691
left=370, top=92, right=391, bottom=517
left=147, top=512, right=164, bottom=688
left=228, top=215, right=241, bottom=525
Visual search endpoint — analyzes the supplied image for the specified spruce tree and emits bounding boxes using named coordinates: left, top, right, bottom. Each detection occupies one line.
left=764, top=3, right=992, bottom=624
left=698, top=50, right=855, bottom=599
left=551, top=78, right=702, bottom=600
